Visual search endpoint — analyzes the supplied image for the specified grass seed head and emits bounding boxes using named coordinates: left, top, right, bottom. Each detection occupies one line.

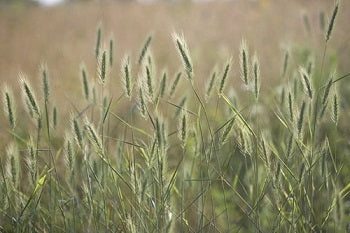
left=282, top=49, right=289, bottom=77
left=332, top=92, right=338, bottom=125
left=173, top=32, right=193, bottom=80
left=138, top=86, right=147, bottom=118
left=145, top=65, right=154, bottom=100
left=288, top=91, right=294, bottom=122
left=297, top=100, right=306, bottom=136
left=174, top=96, right=187, bottom=118
left=3, top=86, right=16, bottom=129
left=72, top=117, right=83, bottom=149
left=109, top=37, right=114, bottom=67
left=80, top=64, right=89, bottom=100
left=159, top=70, right=167, bottom=98
left=138, top=35, right=152, bottom=65
left=221, top=117, right=235, bottom=144
left=325, top=1, right=339, bottom=42
left=218, top=58, right=231, bottom=96
left=240, top=39, right=249, bottom=85
left=252, top=53, right=260, bottom=100
left=178, top=110, right=188, bottom=148
left=169, top=71, right=182, bottom=98
left=65, top=133, right=75, bottom=171
left=85, top=119, right=103, bottom=154
left=41, top=64, right=50, bottom=103
left=20, top=74, right=40, bottom=117
left=322, top=74, right=334, bottom=105
left=121, top=55, right=132, bottom=98
left=95, top=25, right=102, bottom=59
left=299, top=67, right=313, bottom=99
left=205, top=69, right=217, bottom=102
left=99, top=50, right=107, bottom=84
left=53, top=106, right=57, bottom=129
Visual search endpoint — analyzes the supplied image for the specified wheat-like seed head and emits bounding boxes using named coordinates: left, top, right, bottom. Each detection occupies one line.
left=280, top=86, right=286, bottom=106
left=40, top=63, right=50, bottom=103
left=95, top=24, right=102, bottom=59
left=92, top=85, right=97, bottom=105
left=85, top=118, right=103, bottom=154
left=121, top=54, right=132, bottom=98
left=221, top=117, right=235, bottom=144
left=80, top=63, right=89, bottom=101
left=172, top=32, right=193, bottom=80
left=6, top=143, right=19, bottom=187
left=161, top=120, right=168, bottom=152
left=98, top=49, right=107, bottom=84
left=322, top=73, right=334, bottom=105
left=145, top=64, right=154, bottom=100
left=159, top=70, right=167, bottom=98
left=306, top=57, right=314, bottom=77
left=169, top=71, right=182, bottom=98
left=138, top=35, right=152, bottom=65
left=20, top=74, right=40, bottom=117
left=288, top=91, right=294, bottom=122
left=332, top=92, right=339, bottom=125
left=174, top=95, right=187, bottom=118
left=240, top=39, right=249, bottom=85
left=299, top=67, right=313, bottom=99
left=319, top=101, right=328, bottom=119
left=52, top=106, right=57, bottom=129
left=3, top=86, right=16, bottom=129
left=109, top=36, right=114, bottom=67
left=137, top=86, right=147, bottom=118
left=155, top=114, right=163, bottom=149
left=72, top=116, right=83, bottom=149
left=64, top=133, right=75, bottom=171
left=325, top=1, right=339, bottom=42
left=178, top=109, right=188, bottom=148
left=252, top=53, right=260, bottom=100
left=26, top=138, right=37, bottom=183
left=282, top=49, right=289, bottom=77
left=205, top=68, right=217, bottom=102
left=286, top=134, right=294, bottom=158
left=218, top=58, right=232, bottom=96
left=297, top=100, right=306, bottom=136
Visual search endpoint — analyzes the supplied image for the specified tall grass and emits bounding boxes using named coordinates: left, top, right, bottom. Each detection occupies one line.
left=0, top=3, right=349, bottom=232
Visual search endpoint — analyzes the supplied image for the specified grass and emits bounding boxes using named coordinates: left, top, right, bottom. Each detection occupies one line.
left=1, top=1, right=350, bottom=232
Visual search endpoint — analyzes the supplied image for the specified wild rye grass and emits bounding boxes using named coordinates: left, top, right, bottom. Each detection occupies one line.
left=1, top=2, right=350, bottom=232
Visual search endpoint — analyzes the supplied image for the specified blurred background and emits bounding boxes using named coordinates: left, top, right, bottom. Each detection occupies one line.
left=0, top=0, right=349, bottom=106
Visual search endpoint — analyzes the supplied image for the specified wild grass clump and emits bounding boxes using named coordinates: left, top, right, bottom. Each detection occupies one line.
left=1, top=3, right=349, bottom=233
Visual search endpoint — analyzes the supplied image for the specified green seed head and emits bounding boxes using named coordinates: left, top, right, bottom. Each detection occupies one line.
left=325, top=1, right=339, bottom=42
left=41, top=64, right=50, bottom=103
left=80, top=63, right=89, bottom=100
left=240, top=39, right=249, bottom=85
left=138, top=35, right=152, bottom=65
left=218, top=58, right=232, bottom=96
left=169, top=71, right=182, bottom=98
left=299, top=67, right=313, bottom=99
left=173, top=32, right=193, bottom=80
left=20, top=75, right=40, bottom=117
left=205, top=68, right=217, bottom=102
left=3, top=86, right=16, bottom=129
left=95, top=25, right=102, bottom=59
left=121, top=54, right=132, bottom=98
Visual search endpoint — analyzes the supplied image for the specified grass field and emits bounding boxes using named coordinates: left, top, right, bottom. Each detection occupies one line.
left=0, top=0, right=350, bottom=232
